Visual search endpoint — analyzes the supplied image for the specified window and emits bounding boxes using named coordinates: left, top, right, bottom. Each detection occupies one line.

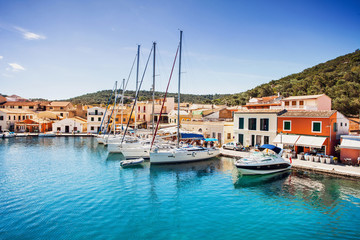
left=60, top=113, right=63, bottom=117
left=292, top=101, right=297, bottom=106
left=143, top=106, right=146, bottom=112
left=260, top=118, right=269, bottom=131
left=74, top=127, right=77, bottom=131
left=91, top=117, right=94, bottom=121
left=340, top=122, right=343, bottom=126
left=212, top=132, right=216, bottom=138
left=123, top=118, right=126, bottom=122
left=283, top=120, right=291, bottom=131
left=18, top=116, right=21, bottom=120
left=248, top=118, right=257, bottom=130
left=57, top=127, right=61, bottom=131
left=8, top=116, right=10, bottom=120
left=264, top=136, right=269, bottom=144
left=29, top=106, right=34, bottom=109
left=0, top=116, right=3, bottom=121
left=345, top=123, right=347, bottom=127
left=91, top=126, right=94, bottom=130
left=312, top=121, right=322, bottom=133
left=285, top=101, right=289, bottom=106
left=299, top=101, right=304, bottom=106
left=22, top=116, right=25, bottom=120
left=13, top=116, right=16, bottom=120
left=18, top=106, right=22, bottom=109
left=238, top=118, right=244, bottom=129
left=115, top=118, right=119, bottom=122
left=227, top=133, right=231, bottom=139
left=98, top=117, right=101, bottom=121
left=60, top=107, right=63, bottom=110
left=333, top=123, right=337, bottom=132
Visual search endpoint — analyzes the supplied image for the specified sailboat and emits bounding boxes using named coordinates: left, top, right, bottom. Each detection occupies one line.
left=149, top=31, right=220, bottom=164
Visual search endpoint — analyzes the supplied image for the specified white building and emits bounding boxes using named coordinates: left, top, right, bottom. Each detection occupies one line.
left=87, top=107, right=111, bottom=133
left=181, top=120, right=234, bottom=145
left=0, top=109, right=36, bottom=132
left=53, top=118, right=87, bottom=133
left=233, top=109, right=286, bottom=147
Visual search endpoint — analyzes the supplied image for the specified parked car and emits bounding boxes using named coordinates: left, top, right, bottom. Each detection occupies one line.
left=222, top=142, right=242, bottom=151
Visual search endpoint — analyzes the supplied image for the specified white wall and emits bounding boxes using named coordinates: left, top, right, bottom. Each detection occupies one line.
left=53, top=119, right=84, bottom=133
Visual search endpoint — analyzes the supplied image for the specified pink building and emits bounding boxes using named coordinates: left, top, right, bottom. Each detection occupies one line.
left=280, top=94, right=331, bottom=111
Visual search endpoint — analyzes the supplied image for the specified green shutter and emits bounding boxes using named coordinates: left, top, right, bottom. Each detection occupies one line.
left=239, top=118, right=244, bottom=129
left=333, top=122, right=337, bottom=132
left=313, top=122, right=321, bottom=132
left=284, top=121, right=291, bottom=130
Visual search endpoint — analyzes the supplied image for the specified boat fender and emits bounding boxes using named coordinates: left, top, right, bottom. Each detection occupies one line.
left=192, top=152, right=196, bottom=157
left=289, top=156, right=292, bottom=164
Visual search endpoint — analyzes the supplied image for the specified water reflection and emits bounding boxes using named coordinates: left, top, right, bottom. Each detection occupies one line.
left=234, top=171, right=291, bottom=189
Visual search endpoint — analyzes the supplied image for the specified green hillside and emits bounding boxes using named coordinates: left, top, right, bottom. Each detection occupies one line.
left=215, top=49, right=360, bottom=116
left=68, top=50, right=360, bottom=116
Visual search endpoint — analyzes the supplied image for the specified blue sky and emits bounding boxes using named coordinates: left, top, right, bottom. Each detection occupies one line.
left=0, top=0, right=359, bottom=100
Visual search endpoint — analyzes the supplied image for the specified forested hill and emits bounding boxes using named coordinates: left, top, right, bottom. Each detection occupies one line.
left=68, top=90, right=229, bottom=106
left=68, top=50, right=360, bottom=116
left=214, top=49, right=360, bottom=116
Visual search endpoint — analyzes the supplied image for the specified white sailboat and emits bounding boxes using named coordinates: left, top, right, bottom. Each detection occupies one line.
left=150, top=31, right=220, bottom=164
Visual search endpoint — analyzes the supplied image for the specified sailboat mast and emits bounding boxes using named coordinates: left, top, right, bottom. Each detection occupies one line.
left=135, top=44, right=140, bottom=132
left=120, top=78, right=125, bottom=132
left=152, top=42, right=156, bottom=137
left=177, top=30, right=182, bottom=148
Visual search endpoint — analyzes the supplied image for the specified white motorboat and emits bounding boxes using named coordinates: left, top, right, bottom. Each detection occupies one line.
left=39, top=132, right=56, bottom=137
left=234, top=144, right=291, bottom=175
left=120, top=158, right=144, bottom=168
left=2, top=130, right=15, bottom=138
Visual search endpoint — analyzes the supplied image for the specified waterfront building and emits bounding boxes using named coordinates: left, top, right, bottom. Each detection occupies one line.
left=52, top=117, right=87, bottom=133
left=339, top=135, right=360, bottom=164
left=15, top=118, right=53, bottom=133
left=181, top=120, right=234, bottom=145
left=275, top=110, right=349, bottom=156
left=87, top=107, right=111, bottom=133
left=0, top=109, right=36, bottom=132
left=233, top=109, right=286, bottom=147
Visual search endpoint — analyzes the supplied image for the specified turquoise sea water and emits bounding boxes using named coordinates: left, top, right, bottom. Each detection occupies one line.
left=0, top=137, right=359, bottom=240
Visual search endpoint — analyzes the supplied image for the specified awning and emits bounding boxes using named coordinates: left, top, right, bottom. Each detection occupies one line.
left=295, top=136, right=326, bottom=148
left=272, top=134, right=300, bottom=145
left=180, top=133, right=204, bottom=140
left=205, top=138, right=218, bottom=142
left=340, top=139, right=360, bottom=150
left=260, top=144, right=282, bottom=154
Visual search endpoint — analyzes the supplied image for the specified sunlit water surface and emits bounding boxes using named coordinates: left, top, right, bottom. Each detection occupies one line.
left=0, top=137, right=359, bottom=240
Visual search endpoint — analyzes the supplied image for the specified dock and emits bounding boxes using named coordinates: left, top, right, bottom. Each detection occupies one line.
left=220, top=149, right=360, bottom=179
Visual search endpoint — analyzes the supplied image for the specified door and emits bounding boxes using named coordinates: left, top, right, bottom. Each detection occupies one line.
left=65, top=126, right=70, bottom=133
left=251, top=135, right=255, bottom=146
left=238, top=134, right=244, bottom=145
left=217, top=133, right=221, bottom=145
left=256, top=135, right=262, bottom=146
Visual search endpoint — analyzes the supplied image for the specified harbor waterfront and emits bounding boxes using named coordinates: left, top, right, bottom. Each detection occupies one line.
left=1, top=137, right=360, bottom=240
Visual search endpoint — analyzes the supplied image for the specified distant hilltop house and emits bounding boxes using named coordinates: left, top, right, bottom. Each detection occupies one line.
left=245, top=95, right=282, bottom=109
left=5, top=94, right=28, bottom=102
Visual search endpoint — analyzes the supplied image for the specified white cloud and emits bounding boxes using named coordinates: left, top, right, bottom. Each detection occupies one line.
left=14, top=26, right=46, bottom=40
left=7, top=63, right=26, bottom=72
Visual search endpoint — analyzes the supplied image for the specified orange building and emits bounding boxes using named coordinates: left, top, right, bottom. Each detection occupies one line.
left=339, top=135, right=360, bottom=164
left=276, top=110, right=344, bottom=156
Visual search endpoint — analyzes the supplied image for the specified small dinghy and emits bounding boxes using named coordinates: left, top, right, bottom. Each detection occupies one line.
left=120, top=158, right=144, bottom=168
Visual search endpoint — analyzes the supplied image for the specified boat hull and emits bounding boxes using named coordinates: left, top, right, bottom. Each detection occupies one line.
left=236, top=163, right=291, bottom=175
left=121, top=147, right=150, bottom=159
left=150, top=148, right=220, bottom=164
